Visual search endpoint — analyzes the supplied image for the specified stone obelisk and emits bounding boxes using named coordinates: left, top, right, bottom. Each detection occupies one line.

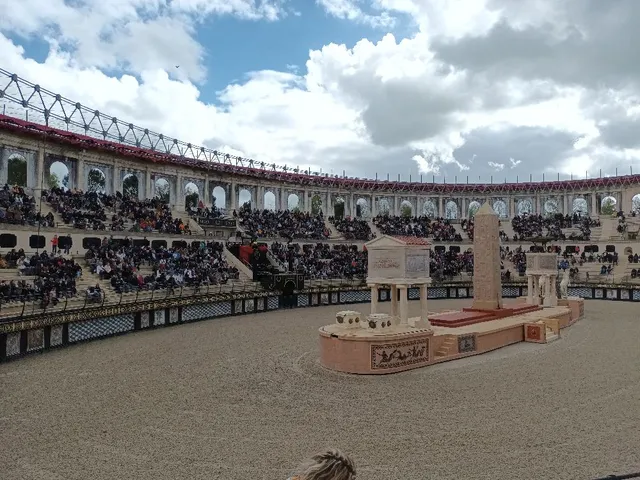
left=472, top=202, right=503, bottom=310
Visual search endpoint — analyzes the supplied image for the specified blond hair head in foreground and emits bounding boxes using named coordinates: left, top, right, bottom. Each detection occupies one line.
left=290, top=449, right=356, bottom=480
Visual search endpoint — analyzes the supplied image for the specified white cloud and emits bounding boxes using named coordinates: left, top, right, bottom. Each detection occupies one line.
left=1, top=0, right=640, bottom=182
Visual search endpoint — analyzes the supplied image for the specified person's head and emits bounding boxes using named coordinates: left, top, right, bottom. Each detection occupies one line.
left=294, top=449, right=356, bottom=480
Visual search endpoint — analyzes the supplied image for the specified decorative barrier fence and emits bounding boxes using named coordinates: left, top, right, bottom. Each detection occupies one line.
left=1, top=282, right=639, bottom=363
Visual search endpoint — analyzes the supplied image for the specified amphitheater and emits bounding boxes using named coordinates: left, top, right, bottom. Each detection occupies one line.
left=1, top=70, right=640, bottom=479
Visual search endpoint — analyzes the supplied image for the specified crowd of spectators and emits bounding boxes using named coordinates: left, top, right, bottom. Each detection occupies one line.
left=373, top=215, right=463, bottom=241
left=120, top=197, right=189, bottom=234
left=329, top=217, right=374, bottom=240
left=44, top=188, right=115, bottom=230
left=0, top=184, right=44, bottom=226
left=237, top=208, right=329, bottom=240
left=269, top=242, right=367, bottom=279
left=430, top=249, right=473, bottom=280
left=0, top=249, right=82, bottom=306
left=85, top=237, right=238, bottom=293
left=511, top=213, right=600, bottom=241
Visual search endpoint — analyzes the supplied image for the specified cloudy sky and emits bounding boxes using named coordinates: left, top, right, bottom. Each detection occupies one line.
left=0, top=0, right=639, bottom=182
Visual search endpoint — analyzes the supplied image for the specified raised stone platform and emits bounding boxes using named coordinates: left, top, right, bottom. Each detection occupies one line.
left=428, top=303, right=542, bottom=328
left=319, top=298, right=584, bottom=375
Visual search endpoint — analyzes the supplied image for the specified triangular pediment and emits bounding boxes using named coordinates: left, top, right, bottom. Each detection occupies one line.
left=365, top=235, right=411, bottom=249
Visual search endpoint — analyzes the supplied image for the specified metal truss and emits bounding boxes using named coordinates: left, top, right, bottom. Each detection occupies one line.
left=1, top=68, right=639, bottom=194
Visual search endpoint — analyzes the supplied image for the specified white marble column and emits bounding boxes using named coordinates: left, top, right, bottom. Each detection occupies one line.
left=438, top=196, right=443, bottom=217
left=390, top=285, right=398, bottom=319
left=398, top=285, right=408, bottom=325
left=113, top=164, right=120, bottom=195
left=370, top=285, right=378, bottom=314
left=204, top=175, right=210, bottom=207
left=371, top=196, right=376, bottom=217
left=420, top=284, right=429, bottom=321
left=230, top=182, right=237, bottom=210
left=527, top=275, right=534, bottom=305
left=35, top=147, right=45, bottom=201
left=145, top=168, right=151, bottom=200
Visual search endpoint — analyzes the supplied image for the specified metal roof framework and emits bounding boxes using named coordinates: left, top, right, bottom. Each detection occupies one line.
left=1, top=68, right=640, bottom=195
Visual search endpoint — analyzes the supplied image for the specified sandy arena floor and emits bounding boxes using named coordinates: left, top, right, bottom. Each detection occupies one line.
left=1, top=300, right=640, bottom=480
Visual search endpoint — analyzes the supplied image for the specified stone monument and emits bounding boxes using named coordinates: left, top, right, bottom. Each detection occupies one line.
left=525, top=252, right=558, bottom=307
left=472, top=203, right=503, bottom=311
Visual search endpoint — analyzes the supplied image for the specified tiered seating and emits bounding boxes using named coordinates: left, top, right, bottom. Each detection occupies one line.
left=511, top=214, right=599, bottom=241
left=328, top=217, right=374, bottom=240
left=44, top=188, right=115, bottom=230
left=269, top=242, right=367, bottom=279
left=0, top=185, right=41, bottom=226
left=237, top=208, right=329, bottom=239
left=372, top=215, right=463, bottom=241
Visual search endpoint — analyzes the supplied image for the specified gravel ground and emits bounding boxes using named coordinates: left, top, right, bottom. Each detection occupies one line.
left=1, top=300, right=640, bottom=480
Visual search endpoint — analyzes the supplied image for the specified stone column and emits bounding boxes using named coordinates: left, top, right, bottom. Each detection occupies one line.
left=204, top=175, right=210, bottom=207
left=390, top=285, right=398, bottom=319
left=370, top=285, right=378, bottom=314
left=394, top=196, right=399, bottom=215
left=472, top=203, right=503, bottom=310
left=76, top=158, right=85, bottom=192
left=548, top=275, right=558, bottom=307
left=371, top=196, right=376, bottom=217
left=113, top=163, right=119, bottom=195
left=145, top=168, right=151, bottom=200
left=176, top=173, right=183, bottom=210
left=591, top=194, right=597, bottom=216
left=326, top=191, right=331, bottom=216
left=36, top=147, right=45, bottom=202
left=398, top=285, right=408, bottom=325
left=527, top=275, right=534, bottom=305
left=350, top=193, right=355, bottom=217
left=230, top=182, right=237, bottom=211
left=420, top=284, right=429, bottom=321
left=438, top=196, right=443, bottom=217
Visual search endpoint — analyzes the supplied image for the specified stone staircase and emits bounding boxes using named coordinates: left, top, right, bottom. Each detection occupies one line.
left=368, top=220, right=382, bottom=238
left=171, top=209, right=204, bottom=235
left=598, top=216, right=621, bottom=241
left=545, top=325, right=559, bottom=343
left=223, top=247, right=253, bottom=281
left=324, top=218, right=343, bottom=240
left=435, top=336, right=457, bottom=359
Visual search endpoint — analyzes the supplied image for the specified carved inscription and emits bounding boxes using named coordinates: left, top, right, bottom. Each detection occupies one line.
left=538, top=255, right=557, bottom=270
left=406, top=255, right=428, bottom=274
left=372, top=259, right=400, bottom=269
left=371, top=339, right=429, bottom=370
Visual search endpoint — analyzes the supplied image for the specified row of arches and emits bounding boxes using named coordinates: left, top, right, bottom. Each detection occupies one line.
left=3, top=154, right=638, bottom=214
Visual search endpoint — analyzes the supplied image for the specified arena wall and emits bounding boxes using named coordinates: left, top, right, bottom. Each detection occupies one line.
left=0, top=281, right=636, bottom=363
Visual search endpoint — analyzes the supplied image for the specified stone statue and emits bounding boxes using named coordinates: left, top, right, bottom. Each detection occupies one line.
left=560, top=269, right=570, bottom=299
left=538, top=275, right=547, bottom=299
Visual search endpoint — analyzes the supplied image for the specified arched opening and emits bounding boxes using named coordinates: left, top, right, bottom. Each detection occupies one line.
left=184, top=182, right=199, bottom=209
left=87, top=168, right=106, bottom=193
left=7, top=155, right=27, bottom=187
left=516, top=198, right=533, bottom=215
left=632, top=194, right=640, bottom=213
left=493, top=200, right=508, bottom=218
left=264, top=191, right=276, bottom=210
left=239, top=188, right=252, bottom=210
left=468, top=201, right=481, bottom=218
left=311, top=194, right=322, bottom=215
left=423, top=200, right=436, bottom=218
left=122, top=173, right=139, bottom=198
left=288, top=193, right=300, bottom=211
left=378, top=198, right=391, bottom=216
left=154, top=178, right=170, bottom=202
left=601, top=195, right=617, bottom=215
left=544, top=199, right=558, bottom=216
left=333, top=197, right=345, bottom=219
left=212, top=186, right=226, bottom=210
left=400, top=200, right=413, bottom=218
left=573, top=198, right=588, bottom=216
left=356, top=198, right=369, bottom=218
left=48, top=161, right=69, bottom=190
left=445, top=200, right=459, bottom=220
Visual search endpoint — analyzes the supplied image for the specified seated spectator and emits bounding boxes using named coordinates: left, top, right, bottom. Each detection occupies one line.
left=43, top=188, right=111, bottom=230
left=288, top=449, right=356, bottom=480
left=270, top=243, right=367, bottom=278
left=86, top=283, right=103, bottom=303
left=0, top=184, right=41, bottom=226
left=373, top=215, right=462, bottom=241
left=329, top=217, right=374, bottom=240
left=238, top=207, right=329, bottom=240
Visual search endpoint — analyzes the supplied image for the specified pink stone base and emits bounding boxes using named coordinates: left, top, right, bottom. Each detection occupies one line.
left=429, top=304, right=541, bottom=327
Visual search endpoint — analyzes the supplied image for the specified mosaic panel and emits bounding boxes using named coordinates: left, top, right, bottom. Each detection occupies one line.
left=267, top=297, right=279, bottom=310
left=140, top=311, right=150, bottom=328
left=594, top=288, right=603, bottom=299
left=234, top=300, right=243, bottom=313
left=457, top=288, right=467, bottom=298
left=526, top=325, right=541, bottom=341
left=27, top=329, right=44, bottom=352
left=633, top=290, right=640, bottom=301
left=458, top=334, right=476, bottom=353
left=330, top=292, right=338, bottom=304
left=50, top=325, right=63, bottom=347
left=256, top=297, right=265, bottom=311
left=154, top=310, right=165, bottom=326
left=311, top=293, right=319, bottom=305
left=620, top=289, right=630, bottom=300
left=68, top=315, right=135, bottom=343
left=298, top=294, right=309, bottom=307
left=428, top=287, right=447, bottom=299
left=321, top=293, right=329, bottom=305
left=169, top=308, right=179, bottom=324
left=502, top=286, right=520, bottom=298
left=569, top=287, right=593, bottom=299
left=182, top=302, right=232, bottom=321
left=371, top=339, right=429, bottom=370
left=246, top=298, right=255, bottom=312
left=380, top=289, right=389, bottom=301
left=606, top=289, right=617, bottom=300
left=340, top=290, right=369, bottom=303
left=6, top=332, right=20, bottom=356
left=408, top=288, right=420, bottom=300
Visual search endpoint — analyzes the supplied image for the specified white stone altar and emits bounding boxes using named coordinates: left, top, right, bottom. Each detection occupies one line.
left=525, top=253, right=558, bottom=307
left=365, top=235, right=432, bottom=327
